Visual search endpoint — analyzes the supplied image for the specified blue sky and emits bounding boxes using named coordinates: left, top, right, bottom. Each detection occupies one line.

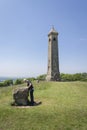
left=0, top=0, right=87, bottom=77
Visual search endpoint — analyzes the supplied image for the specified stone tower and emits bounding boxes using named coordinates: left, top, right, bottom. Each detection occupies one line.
left=46, top=27, right=60, bottom=81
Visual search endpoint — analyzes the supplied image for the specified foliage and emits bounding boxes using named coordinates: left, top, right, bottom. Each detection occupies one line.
left=4, top=79, right=13, bottom=86
left=60, top=73, right=87, bottom=81
left=14, top=79, right=23, bottom=85
left=0, top=82, right=87, bottom=130
left=27, top=77, right=36, bottom=81
left=37, top=73, right=87, bottom=81
left=0, top=82, right=5, bottom=87
left=0, top=79, right=13, bottom=87
left=37, top=74, right=46, bottom=80
left=0, top=72, right=87, bottom=87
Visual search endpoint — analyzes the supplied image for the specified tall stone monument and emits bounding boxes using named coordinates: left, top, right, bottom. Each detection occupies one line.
left=46, top=27, right=60, bottom=81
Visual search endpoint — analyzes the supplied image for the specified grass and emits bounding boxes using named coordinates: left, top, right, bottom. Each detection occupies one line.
left=0, top=81, right=87, bottom=130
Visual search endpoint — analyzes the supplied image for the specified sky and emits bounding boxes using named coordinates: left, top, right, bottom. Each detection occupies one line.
left=0, top=0, right=87, bottom=77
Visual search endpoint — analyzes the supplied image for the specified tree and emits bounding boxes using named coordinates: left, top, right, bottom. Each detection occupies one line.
left=37, top=74, right=46, bottom=81
left=14, top=79, right=23, bottom=85
left=4, top=80, right=13, bottom=86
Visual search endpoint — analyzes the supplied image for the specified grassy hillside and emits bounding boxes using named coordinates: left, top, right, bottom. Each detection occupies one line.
left=0, top=81, right=87, bottom=130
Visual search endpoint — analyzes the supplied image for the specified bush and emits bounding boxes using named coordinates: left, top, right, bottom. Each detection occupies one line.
left=0, top=80, right=13, bottom=87
left=27, top=77, right=36, bottom=81
left=37, top=74, right=46, bottom=81
left=14, top=79, right=23, bottom=85
left=0, top=82, right=4, bottom=87
left=60, top=73, right=87, bottom=81
left=4, top=80, right=13, bottom=86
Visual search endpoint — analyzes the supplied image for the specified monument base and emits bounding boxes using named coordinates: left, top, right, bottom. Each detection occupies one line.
left=46, top=73, right=60, bottom=81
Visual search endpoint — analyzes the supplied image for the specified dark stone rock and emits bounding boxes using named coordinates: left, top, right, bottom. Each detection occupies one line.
left=13, top=87, right=29, bottom=106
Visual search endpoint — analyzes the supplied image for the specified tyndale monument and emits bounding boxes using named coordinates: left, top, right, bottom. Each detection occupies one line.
left=46, top=27, right=60, bottom=81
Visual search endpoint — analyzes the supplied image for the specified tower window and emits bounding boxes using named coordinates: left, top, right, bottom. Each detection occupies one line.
left=53, top=38, right=56, bottom=41
left=49, top=38, right=51, bottom=42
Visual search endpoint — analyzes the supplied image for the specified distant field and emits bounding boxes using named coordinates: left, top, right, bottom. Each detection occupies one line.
left=0, top=81, right=87, bottom=130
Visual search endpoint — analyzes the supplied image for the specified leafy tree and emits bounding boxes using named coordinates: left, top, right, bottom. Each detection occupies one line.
left=37, top=74, right=46, bottom=81
left=0, top=82, right=4, bottom=87
left=0, top=79, right=13, bottom=87
left=14, top=79, right=23, bottom=85
left=60, top=73, right=87, bottom=81
left=27, top=77, right=36, bottom=81
left=4, top=80, right=13, bottom=86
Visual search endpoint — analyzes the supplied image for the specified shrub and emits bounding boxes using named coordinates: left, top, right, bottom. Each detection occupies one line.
left=27, top=77, right=36, bottom=81
left=14, top=79, right=23, bottom=85
left=37, top=74, right=46, bottom=81
left=60, top=73, right=87, bottom=81
left=0, top=82, right=4, bottom=87
left=4, top=80, right=13, bottom=86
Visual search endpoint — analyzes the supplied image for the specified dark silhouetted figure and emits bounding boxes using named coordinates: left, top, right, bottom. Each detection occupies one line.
left=24, top=79, right=34, bottom=106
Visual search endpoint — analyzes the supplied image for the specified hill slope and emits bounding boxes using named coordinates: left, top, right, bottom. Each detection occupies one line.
left=0, top=81, right=87, bottom=130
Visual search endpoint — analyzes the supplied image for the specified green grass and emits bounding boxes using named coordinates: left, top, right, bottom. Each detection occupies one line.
left=0, top=81, right=87, bottom=130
